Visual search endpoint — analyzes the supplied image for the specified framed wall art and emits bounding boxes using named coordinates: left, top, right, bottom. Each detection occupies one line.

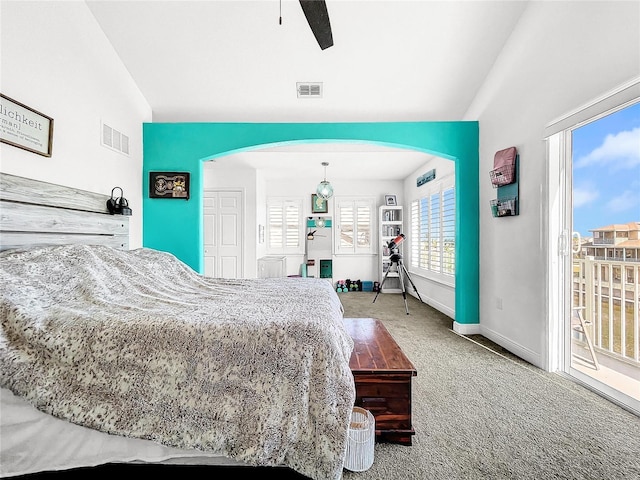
left=0, top=94, right=54, bottom=157
left=311, top=193, right=328, bottom=213
left=149, top=172, right=190, bottom=199
left=384, top=195, right=397, bottom=206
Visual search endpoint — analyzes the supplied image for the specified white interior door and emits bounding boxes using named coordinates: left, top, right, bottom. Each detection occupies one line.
left=203, top=190, right=243, bottom=278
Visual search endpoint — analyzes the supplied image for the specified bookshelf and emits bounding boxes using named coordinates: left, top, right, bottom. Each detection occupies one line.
left=379, top=206, right=403, bottom=293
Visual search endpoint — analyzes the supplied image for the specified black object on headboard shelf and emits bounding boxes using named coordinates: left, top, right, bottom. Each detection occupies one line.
left=106, top=187, right=132, bottom=215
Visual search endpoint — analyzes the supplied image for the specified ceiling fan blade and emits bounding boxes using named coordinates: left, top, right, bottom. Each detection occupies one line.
left=299, top=0, right=333, bottom=50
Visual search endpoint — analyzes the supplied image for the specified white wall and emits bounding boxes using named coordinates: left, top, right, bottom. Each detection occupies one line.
left=0, top=2, right=151, bottom=249
left=465, top=1, right=640, bottom=368
left=266, top=176, right=403, bottom=281
left=205, top=155, right=404, bottom=281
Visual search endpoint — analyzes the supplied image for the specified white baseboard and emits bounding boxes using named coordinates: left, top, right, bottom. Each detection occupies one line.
left=412, top=291, right=542, bottom=368
left=479, top=325, right=542, bottom=367
left=408, top=291, right=455, bottom=319
left=452, top=321, right=481, bottom=335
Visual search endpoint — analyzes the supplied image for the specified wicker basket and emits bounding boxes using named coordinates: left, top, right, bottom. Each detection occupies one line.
left=489, top=164, right=515, bottom=187
left=490, top=146, right=517, bottom=187
left=343, top=406, right=375, bottom=472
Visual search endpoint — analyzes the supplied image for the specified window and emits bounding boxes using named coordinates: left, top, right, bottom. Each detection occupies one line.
left=266, top=198, right=304, bottom=254
left=410, top=182, right=455, bottom=278
left=626, top=267, right=635, bottom=283
left=334, top=197, right=375, bottom=255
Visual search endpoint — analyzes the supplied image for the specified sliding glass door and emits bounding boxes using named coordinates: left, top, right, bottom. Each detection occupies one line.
left=560, top=100, right=640, bottom=413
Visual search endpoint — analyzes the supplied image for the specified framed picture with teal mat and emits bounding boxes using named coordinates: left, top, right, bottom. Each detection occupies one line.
left=312, top=194, right=328, bottom=213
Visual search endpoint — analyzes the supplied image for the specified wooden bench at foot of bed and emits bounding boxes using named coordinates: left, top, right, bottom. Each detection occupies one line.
left=343, top=317, right=417, bottom=445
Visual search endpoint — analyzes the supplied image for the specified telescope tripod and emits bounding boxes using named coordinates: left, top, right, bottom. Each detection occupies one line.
left=372, top=252, right=423, bottom=315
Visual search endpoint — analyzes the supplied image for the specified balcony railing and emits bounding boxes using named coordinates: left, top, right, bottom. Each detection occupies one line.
left=573, top=258, right=640, bottom=364
left=592, top=238, right=615, bottom=245
left=591, top=256, right=640, bottom=263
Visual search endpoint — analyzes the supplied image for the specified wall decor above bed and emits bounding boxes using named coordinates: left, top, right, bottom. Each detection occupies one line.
left=0, top=94, right=54, bottom=157
left=149, top=171, right=190, bottom=199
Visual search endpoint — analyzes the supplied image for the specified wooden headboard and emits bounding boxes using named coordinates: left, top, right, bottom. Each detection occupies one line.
left=0, top=173, right=129, bottom=251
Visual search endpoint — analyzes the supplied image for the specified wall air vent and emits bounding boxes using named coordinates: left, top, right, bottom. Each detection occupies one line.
left=297, top=82, right=323, bottom=98
left=101, top=121, right=130, bottom=156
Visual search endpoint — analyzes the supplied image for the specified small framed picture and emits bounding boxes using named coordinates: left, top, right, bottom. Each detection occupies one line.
left=385, top=195, right=397, bottom=206
left=149, top=172, right=190, bottom=199
left=311, top=194, right=328, bottom=213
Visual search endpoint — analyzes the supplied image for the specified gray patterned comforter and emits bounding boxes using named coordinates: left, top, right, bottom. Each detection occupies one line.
left=0, top=245, right=355, bottom=480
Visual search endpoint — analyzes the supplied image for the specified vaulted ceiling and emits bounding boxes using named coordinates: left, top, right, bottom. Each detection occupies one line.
left=87, top=0, right=528, bottom=178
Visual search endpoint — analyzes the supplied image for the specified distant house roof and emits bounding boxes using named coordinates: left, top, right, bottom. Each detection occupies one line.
left=589, top=221, right=640, bottom=233
left=581, top=222, right=640, bottom=252
left=616, top=239, right=640, bottom=248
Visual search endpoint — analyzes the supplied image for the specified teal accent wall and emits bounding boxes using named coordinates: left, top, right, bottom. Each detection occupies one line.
left=143, top=122, right=479, bottom=325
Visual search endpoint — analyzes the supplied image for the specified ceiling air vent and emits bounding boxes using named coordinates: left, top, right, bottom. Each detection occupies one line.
left=102, top=121, right=130, bottom=156
left=297, top=82, right=323, bottom=98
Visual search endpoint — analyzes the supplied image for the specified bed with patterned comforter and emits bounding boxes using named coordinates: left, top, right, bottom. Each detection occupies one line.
left=0, top=245, right=355, bottom=480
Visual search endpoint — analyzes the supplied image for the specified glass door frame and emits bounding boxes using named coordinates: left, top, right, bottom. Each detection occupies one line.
left=546, top=88, right=640, bottom=416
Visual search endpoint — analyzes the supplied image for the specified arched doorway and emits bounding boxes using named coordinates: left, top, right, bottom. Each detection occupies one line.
left=142, top=121, right=479, bottom=326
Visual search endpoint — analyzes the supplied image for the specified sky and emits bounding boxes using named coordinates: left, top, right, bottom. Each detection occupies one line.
left=572, top=101, right=640, bottom=237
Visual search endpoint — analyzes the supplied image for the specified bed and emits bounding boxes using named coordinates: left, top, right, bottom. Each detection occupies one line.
left=0, top=173, right=356, bottom=480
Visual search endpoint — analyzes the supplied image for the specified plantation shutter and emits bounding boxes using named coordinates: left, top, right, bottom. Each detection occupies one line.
left=429, top=192, right=441, bottom=272
left=335, top=197, right=375, bottom=255
left=267, top=198, right=303, bottom=254
left=442, top=187, right=455, bottom=275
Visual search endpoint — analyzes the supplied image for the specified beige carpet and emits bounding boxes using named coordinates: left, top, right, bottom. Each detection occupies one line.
left=339, top=291, right=640, bottom=480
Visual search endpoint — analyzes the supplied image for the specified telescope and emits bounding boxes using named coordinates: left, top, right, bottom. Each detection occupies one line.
left=388, top=233, right=405, bottom=250
left=374, top=232, right=423, bottom=314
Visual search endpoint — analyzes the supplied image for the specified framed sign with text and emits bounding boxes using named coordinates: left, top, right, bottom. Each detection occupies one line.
left=0, top=94, right=54, bottom=157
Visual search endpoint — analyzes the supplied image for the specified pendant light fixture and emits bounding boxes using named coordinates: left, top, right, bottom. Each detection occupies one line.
left=316, top=161, right=334, bottom=200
